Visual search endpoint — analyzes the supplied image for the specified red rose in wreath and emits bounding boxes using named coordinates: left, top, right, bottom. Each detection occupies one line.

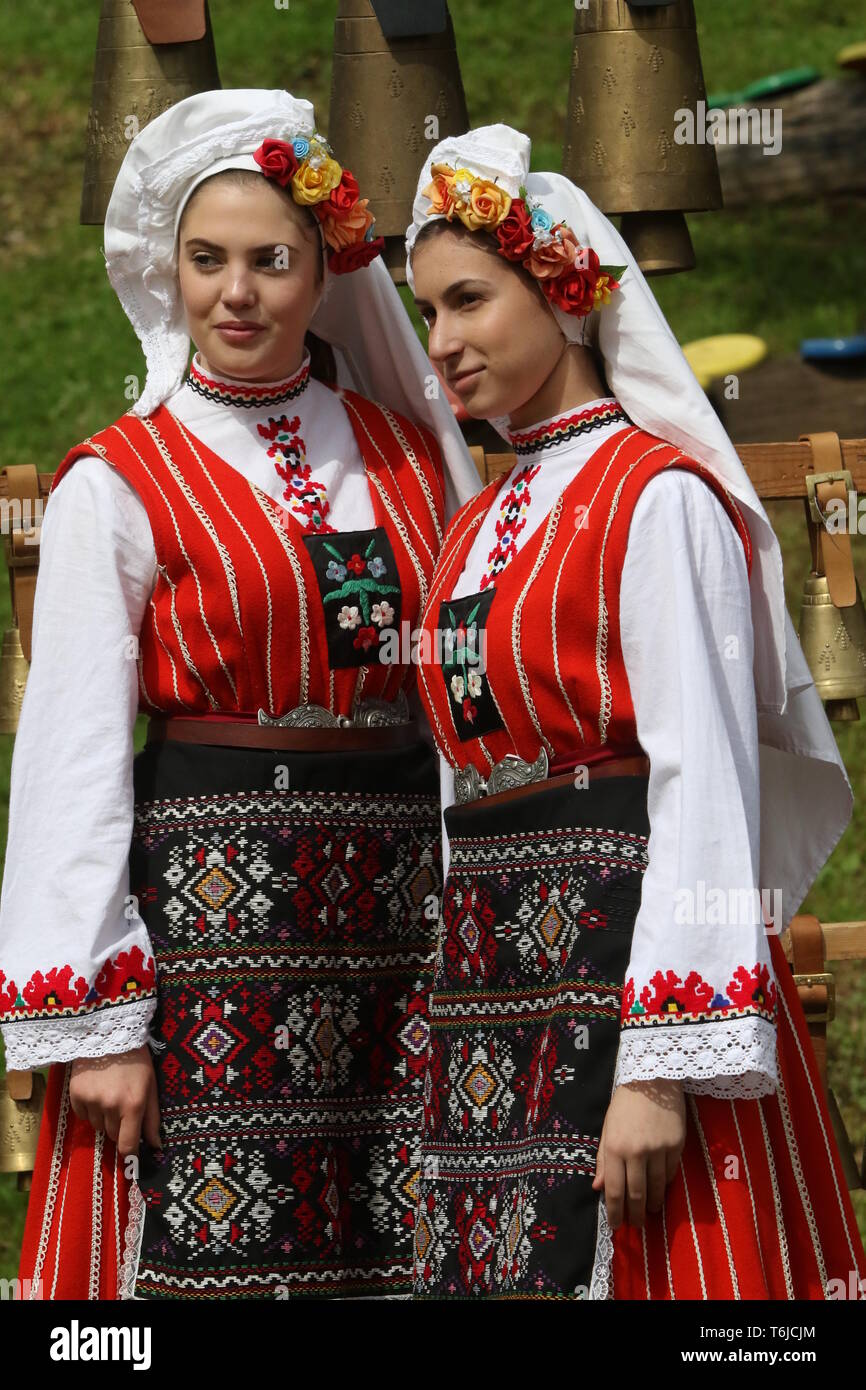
left=253, top=138, right=300, bottom=187
left=326, top=170, right=361, bottom=218
left=542, top=247, right=601, bottom=316
left=495, top=199, right=534, bottom=260
left=328, top=236, right=385, bottom=275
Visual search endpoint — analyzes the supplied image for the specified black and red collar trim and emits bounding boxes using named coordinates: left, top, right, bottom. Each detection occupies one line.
left=187, top=352, right=311, bottom=409
left=508, top=399, right=628, bottom=456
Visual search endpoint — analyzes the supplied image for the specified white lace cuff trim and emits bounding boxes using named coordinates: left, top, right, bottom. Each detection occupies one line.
left=612, top=1015, right=778, bottom=1099
left=1, top=998, right=156, bottom=1070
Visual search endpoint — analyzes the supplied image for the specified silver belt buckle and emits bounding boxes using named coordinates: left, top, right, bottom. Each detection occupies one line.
left=454, top=747, right=549, bottom=805
left=257, top=689, right=410, bottom=730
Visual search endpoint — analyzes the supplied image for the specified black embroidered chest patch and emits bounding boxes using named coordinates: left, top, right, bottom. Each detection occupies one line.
left=438, top=588, right=505, bottom=740
left=303, top=526, right=402, bottom=669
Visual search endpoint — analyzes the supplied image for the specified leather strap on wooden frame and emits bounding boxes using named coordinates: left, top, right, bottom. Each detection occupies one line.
left=132, top=0, right=206, bottom=45
left=787, top=912, right=831, bottom=1089
left=800, top=431, right=857, bottom=608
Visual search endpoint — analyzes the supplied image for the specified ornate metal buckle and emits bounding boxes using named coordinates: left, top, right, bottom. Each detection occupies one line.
left=257, top=689, right=410, bottom=730
left=454, top=747, right=549, bottom=805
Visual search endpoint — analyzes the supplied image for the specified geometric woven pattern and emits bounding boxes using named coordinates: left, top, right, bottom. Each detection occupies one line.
left=129, top=778, right=441, bottom=1299
left=414, top=790, right=648, bottom=1298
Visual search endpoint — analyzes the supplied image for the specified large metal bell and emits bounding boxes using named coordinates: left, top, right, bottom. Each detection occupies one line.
left=328, top=0, right=469, bottom=283
left=562, top=0, right=722, bottom=275
left=80, top=0, right=220, bottom=225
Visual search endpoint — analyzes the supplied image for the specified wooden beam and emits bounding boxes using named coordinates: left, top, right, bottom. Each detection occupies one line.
left=781, top=920, right=866, bottom=963
left=5, top=440, right=866, bottom=508
left=480, top=438, right=866, bottom=500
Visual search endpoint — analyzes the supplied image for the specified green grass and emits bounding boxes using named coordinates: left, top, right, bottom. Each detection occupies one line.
left=2, top=0, right=866, bottom=1279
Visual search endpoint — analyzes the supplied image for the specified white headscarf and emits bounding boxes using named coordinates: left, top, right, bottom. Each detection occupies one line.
left=406, top=123, right=852, bottom=928
left=103, top=88, right=480, bottom=519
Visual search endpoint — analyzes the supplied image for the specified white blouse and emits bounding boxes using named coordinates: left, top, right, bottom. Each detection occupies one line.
left=0, top=351, right=419, bottom=1071
left=438, top=398, right=777, bottom=1100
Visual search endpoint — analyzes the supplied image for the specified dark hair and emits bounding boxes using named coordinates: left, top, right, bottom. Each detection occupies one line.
left=179, top=167, right=324, bottom=282
left=411, top=216, right=500, bottom=268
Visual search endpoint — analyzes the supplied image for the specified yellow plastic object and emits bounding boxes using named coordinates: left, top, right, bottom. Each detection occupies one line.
left=837, top=41, right=866, bottom=73
left=682, top=334, right=768, bottom=389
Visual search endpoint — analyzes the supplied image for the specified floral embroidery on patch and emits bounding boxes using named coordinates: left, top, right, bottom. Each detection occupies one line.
left=303, top=526, right=402, bottom=669
left=438, top=587, right=503, bottom=741
left=0, top=945, right=157, bottom=1025
left=621, top=962, right=777, bottom=1028
left=257, top=413, right=334, bottom=533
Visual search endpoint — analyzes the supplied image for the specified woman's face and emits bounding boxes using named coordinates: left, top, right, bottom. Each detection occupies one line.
left=177, top=177, right=322, bottom=382
left=411, top=226, right=566, bottom=420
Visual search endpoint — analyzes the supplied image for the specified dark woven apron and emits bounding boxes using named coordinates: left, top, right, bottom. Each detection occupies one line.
left=413, top=773, right=649, bottom=1299
left=126, top=733, right=441, bottom=1299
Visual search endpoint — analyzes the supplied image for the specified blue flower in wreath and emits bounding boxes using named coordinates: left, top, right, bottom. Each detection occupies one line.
left=326, top=560, right=347, bottom=581
left=367, top=556, right=387, bottom=578
left=292, top=137, right=311, bottom=160
left=530, top=206, right=554, bottom=233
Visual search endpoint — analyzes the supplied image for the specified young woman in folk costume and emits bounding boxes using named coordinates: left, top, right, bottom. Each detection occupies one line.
left=405, top=124, right=866, bottom=1300
left=0, top=89, right=481, bottom=1300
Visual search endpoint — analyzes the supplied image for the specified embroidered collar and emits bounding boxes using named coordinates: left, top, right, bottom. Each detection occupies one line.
left=507, top=398, right=627, bottom=457
left=187, top=349, right=312, bottom=409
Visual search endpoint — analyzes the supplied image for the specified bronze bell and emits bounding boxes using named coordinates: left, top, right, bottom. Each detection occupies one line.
left=799, top=574, right=866, bottom=721
left=80, top=0, right=221, bottom=225
left=0, top=627, right=30, bottom=735
left=327, top=0, right=469, bottom=284
left=0, top=1070, right=47, bottom=1192
left=562, top=0, right=722, bottom=275
left=797, top=437, right=866, bottom=720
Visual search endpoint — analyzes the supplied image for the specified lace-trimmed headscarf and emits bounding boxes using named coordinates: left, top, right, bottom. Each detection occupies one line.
left=103, top=88, right=480, bottom=518
left=406, top=123, right=853, bottom=930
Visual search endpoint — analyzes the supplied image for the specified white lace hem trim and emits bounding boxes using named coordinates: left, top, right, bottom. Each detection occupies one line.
left=0, top=998, right=156, bottom=1070
left=118, top=1181, right=147, bottom=1300
left=613, top=1016, right=779, bottom=1099
left=588, top=1194, right=614, bottom=1299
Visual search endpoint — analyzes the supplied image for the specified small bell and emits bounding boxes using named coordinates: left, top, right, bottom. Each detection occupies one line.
left=0, top=1070, right=47, bottom=1193
left=797, top=434, right=866, bottom=720
left=80, top=0, right=221, bottom=225
left=562, top=0, right=721, bottom=275
left=799, top=573, right=866, bottom=719
left=0, top=628, right=30, bottom=735
left=327, top=0, right=469, bottom=283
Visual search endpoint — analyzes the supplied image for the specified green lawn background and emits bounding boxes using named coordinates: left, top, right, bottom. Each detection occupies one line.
left=1, top=0, right=865, bottom=1279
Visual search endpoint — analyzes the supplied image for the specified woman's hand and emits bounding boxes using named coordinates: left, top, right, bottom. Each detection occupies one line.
left=69, top=1046, right=162, bottom=1160
left=591, top=1078, right=686, bottom=1229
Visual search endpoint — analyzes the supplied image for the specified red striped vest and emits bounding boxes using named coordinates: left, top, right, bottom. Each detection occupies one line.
left=417, top=425, right=752, bottom=771
left=52, top=389, right=445, bottom=719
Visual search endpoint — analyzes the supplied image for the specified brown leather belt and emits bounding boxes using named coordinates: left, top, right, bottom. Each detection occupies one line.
left=146, top=715, right=421, bottom=753
left=459, top=753, right=651, bottom=810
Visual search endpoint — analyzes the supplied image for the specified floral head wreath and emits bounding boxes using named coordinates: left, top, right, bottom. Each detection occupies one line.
left=252, top=135, right=385, bottom=275
left=421, top=162, right=626, bottom=317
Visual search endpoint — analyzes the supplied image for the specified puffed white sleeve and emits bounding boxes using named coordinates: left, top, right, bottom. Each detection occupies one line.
left=0, top=455, right=159, bottom=1068
left=612, top=468, right=778, bottom=1099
